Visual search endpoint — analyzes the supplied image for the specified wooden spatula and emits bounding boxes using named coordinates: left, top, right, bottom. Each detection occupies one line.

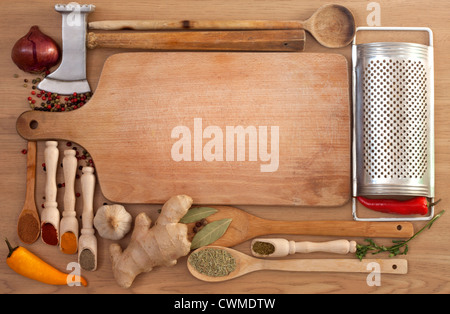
left=186, top=206, right=414, bottom=247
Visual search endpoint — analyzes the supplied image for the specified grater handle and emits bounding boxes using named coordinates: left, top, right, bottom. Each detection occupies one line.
left=353, top=26, right=433, bottom=47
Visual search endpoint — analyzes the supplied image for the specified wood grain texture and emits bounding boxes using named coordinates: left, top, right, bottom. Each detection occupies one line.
left=188, top=246, right=407, bottom=282
left=1, top=0, right=450, bottom=295
left=17, top=140, right=40, bottom=244
left=87, top=29, right=306, bottom=51
left=186, top=206, right=414, bottom=247
left=16, top=52, right=350, bottom=206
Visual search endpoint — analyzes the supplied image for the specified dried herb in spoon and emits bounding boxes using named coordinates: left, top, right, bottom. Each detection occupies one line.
left=356, top=210, right=445, bottom=261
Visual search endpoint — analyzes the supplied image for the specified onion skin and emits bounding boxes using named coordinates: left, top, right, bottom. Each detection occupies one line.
left=11, top=25, right=60, bottom=74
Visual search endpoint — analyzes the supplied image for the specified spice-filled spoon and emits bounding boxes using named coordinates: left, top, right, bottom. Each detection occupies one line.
left=78, top=166, right=97, bottom=271
left=17, top=141, right=40, bottom=244
left=251, top=238, right=357, bottom=258
left=41, top=141, right=60, bottom=246
left=187, top=246, right=407, bottom=282
left=59, top=150, right=79, bottom=254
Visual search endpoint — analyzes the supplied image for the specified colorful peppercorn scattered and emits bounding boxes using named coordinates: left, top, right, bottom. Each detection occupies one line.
left=30, top=89, right=92, bottom=112
left=15, top=74, right=93, bottom=112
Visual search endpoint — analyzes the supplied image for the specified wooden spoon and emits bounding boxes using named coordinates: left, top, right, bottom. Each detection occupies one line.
left=186, top=206, right=414, bottom=247
left=17, top=141, right=40, bottom=244
left=187, top=246, right=407, bottom=282
left=89, top=4, right=356, bottom=48
left=78, top=166, right=98, bottom=271
left=59, top=149, right=79, bottom=254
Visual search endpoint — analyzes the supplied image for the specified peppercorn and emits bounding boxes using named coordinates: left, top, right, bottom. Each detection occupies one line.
left=24, top=79, right=93, bottom=112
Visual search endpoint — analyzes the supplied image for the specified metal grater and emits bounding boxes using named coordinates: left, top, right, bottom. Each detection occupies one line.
left=352, top=27, right=435, bottom=221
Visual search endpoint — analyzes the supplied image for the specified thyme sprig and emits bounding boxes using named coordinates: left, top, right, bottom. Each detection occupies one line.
left=356, top=210, right=445, bottom=261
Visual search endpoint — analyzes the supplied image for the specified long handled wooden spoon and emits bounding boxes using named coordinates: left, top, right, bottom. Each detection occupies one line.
left=59, top=150, right=79, bottom=254
left=89, top=4, right=356, bottom=48
left=78, top=166, right=98, bottom=271
left=187, top=246, right=407, bottom=282
left=17, top=141, right=40, bottom=244
left=41, top=141, right=60, bottom=246
left=186, top=206, right=414, bottom=248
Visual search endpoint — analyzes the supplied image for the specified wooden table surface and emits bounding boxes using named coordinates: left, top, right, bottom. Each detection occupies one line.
left=1, top=0, right=449, bottom=294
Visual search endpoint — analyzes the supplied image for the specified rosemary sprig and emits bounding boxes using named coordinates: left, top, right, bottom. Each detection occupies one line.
left=356, top=210, right=445, bottom=261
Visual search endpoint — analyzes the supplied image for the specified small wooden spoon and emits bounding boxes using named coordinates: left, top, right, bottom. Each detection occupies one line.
left=17, top=141, right=40, bottom=244
left=89, top=4, right=356, bottom=48
left=186, top=206, right=414, bottom=248
left=187, top=246, right=407, bottom=282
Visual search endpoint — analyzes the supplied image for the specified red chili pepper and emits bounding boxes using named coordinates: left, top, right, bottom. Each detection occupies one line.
left=357, top=196, right=431, bottom=215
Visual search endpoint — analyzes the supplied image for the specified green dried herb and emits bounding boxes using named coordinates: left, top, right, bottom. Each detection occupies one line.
left=356, top=210, right=445, bottom=261
left=190, top=218, right=232, bottom=249
left=252, top=241, right=275, bottom=256
left=180, top=207, right=218, bottom=223
left=188, top=247, right=236, bottom=277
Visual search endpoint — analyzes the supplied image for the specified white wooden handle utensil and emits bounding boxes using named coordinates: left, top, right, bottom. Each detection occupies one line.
left=78, top=166, right=97, bottom=271
left=59, top=150, right=79, bottom=254
left=188, top=246, right=407, bottom=282
left=251, top=238, right=357, bottom=257
left=41, top=141, right=60, bottom=246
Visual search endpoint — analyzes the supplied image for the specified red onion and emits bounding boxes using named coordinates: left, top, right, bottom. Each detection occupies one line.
left=11, top=26, right=60, bottom=74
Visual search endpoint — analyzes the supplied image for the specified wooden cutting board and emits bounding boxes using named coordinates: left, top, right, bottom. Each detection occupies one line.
left=16, top=52, right=350, bottom=206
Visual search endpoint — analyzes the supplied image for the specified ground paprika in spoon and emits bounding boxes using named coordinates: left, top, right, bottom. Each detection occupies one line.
left=41, top=222, right=58, bottom=245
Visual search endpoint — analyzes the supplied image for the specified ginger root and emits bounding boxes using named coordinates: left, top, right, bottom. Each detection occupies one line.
left=110, top=195, right=193, bottom=288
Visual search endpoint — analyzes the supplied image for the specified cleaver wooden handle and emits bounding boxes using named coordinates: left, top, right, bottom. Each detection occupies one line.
left=89, top=19, right=304, bottom=31
left=86, top=29, right=305, bottom=51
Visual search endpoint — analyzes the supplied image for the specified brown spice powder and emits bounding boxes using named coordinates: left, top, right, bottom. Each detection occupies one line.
left=17, top=213, right=40, bottom=243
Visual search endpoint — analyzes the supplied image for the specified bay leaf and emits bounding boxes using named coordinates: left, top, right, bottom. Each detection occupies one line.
left=180, top=207, right=218, bottom=224
left=190, top=218, right=232, bottom=249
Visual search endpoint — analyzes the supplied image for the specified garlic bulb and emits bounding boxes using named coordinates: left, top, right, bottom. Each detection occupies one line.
left=94, top=204, right=132, bottom=240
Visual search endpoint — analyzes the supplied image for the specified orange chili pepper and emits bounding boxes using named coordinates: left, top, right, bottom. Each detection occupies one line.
left=5, top=238, right=87, bottom=286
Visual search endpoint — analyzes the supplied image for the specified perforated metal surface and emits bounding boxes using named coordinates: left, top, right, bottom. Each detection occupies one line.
left=352, top=27, right=435, bottom=221
left=362, top=58, right=428, bottom=180
left=353, top=40, right=434, bottom=198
